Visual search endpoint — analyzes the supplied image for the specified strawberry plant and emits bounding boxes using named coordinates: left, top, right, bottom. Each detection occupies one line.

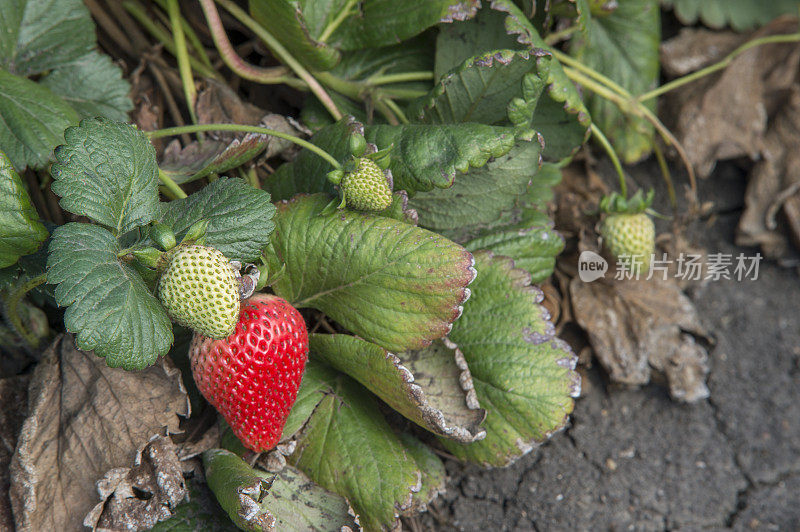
left=2, top=0, right=798, bottom=530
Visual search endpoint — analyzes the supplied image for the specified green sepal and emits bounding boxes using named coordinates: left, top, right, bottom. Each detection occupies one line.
left=599, top=189, right=654, bottom=215
left=131, top=247, right=164, bottom=270
left=180, top=219, right=209, bottom=246
left=348, top=133, right=367, bottom=157
left=326, top=169, right=344, bottom=185
left=149, top=222, right=176, bottom=251
left=364, top=145, right=393, bottom=170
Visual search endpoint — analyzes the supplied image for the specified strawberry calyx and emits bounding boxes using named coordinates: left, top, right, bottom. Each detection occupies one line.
left=599, top=189, right=654, bottom=216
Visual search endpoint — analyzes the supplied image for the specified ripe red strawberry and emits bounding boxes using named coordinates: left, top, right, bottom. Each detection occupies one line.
left=189, top=293, right=309, bottom=452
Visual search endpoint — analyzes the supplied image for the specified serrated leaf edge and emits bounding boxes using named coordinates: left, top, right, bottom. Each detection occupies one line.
left=447, top=250, right=581, bottom=465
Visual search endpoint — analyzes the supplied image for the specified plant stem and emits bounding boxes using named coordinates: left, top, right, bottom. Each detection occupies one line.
left=552, top=48, right=631, bottom=99
left=318, top=0, right=358, bottom=43
left=382, top=98, right=409, bottom=124
left=153, top=0, right=215, bottom=70
left=590, top=123, right=626, bottom=197
left=149, top=124, right=342, bottom=169
left=122, top=0, right=221, bottom=80
left=198, top=0, right=301, bottom=87
left=212, top=0, right=343, bottom=120
left=4, top=273, right=47, bottom=349
left=158, top=169, right=188, bottom=199
left=639, top=33, right=800, bottom=102
left=562, top=65, right=697, bottom=199
left=653, top=142, right=676, bottom=207
left=167, top=0, right=199, bottom=126
left=368, top=71, right=434, bottom=85
left=544, top=25, right=580, bottom=46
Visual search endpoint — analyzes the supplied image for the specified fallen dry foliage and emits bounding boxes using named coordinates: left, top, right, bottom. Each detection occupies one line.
left=662, top=17, right=800, bottom=259
left=0, top=375, right=29, bottom=530
left=9, top=335, right=190, bottom=531
left=553, top=165, right=712, bottom=402
left=84, top=436, right=186, bottom=531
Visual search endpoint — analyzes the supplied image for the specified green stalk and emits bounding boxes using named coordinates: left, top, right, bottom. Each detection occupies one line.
left=149, top=124, right=342, bottom=169
left=368, top=71, right=434, bottom=85
left=212, top=0, right=343, bottom=120
left=382, top=98, right=409, bottom=124
left=158, top=168, right=188, bottom=199
left=153, top=0, right=215, bottom=70
left=590, top=123, right=626, bottom=197
left=122, top=0, right=221, bottom=80
left=167, top=0, right=199, bottom=126
left=639, top=33, right=800, bottom=102
left=4, top=273, right=47, bottom=348
left=318, top=0, right=358, bottom=43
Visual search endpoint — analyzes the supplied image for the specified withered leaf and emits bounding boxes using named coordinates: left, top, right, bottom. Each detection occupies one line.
left=84, top=436, right=186, bottom=531
left=570, top=275, right=711, bottom=402
left=10, top=335, right=190, bottom=531
left=663, top=17, right=800, bottom=178
left=309, top=334, right=486, bottom=443
left=0, top=375, right=29, bottom=531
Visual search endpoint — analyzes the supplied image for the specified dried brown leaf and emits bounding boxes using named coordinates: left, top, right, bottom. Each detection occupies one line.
left=570, top=274, right=711, bottom=402
left=9, top=335, right=190, bottom=531
left=0, top=375, right=29, bottom=530
left=738, top=87, right=800, bottom=258
left=663, top=17, right=800, bottom=178
left=84, top=436, right=186, bottom=531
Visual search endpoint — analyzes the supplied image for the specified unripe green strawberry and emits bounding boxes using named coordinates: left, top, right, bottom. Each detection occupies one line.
left=600, top=212, right=655, bottom=273
left=341, top=157, right=392, bottom=211
left=158, top=245, right=240, bottom=338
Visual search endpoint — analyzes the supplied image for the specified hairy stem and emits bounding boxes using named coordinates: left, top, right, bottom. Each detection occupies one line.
left=167, top=0, right=199, bottom=126
left=368, top=71, right=434, bottom=85
left=213, top=0, right=343, bottom=120
left=318, top=0, right=358, bottom=42
left=158, top=168, right=188, bottom=199
left=122, top=0, right=220, bottom=80
left=149, top=124, right=342, bottom=169
left=590, top=123, right=626, bottom=197
left=639, top=33, right=800, bottom=102
left=198, top=0, right=300, bottom=87
left=4, top=273, right=47, bottom=349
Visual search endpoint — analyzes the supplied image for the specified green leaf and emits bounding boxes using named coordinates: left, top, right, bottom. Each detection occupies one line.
left=398, top=432, right=446, bottom=516
left=464, top=223, right=564, bottom=283
left=570, top=0, right=660, bottom=163
left=159, top=134, right=272, bottom=184
left=433, top=0, right=591, bottom=160
left=329, top=0, right=480, bottom=51
left=50, top=118, right=159, bottom=235
left=309, top=334, right=486, bottom=442
left=661, top=0, right=798, bottom=31
left=0, top=150, right=48, bottom=267
left=248, top=0, right=340, bottom=71
left=203, top=448, right=358, bottom=531
left=46, top=223, right=173, bottom=369
left=157, top=177, right=276, bottom=263
left=0, top=70, right=80, bottom=170
left=364, top=123, right=516, bottom=194
left=0, top=0, right=94, bottom=77
left=264, top=194, right=475, bottom=352
left=441, top=251, right=580, bottom=466
left=264, top=117, right=361, bottom=201
left=289, top=363, right=423, bottom=531
left=39, top=51, right=133, bottom=122
left=408, top=139, right=541, bottom=236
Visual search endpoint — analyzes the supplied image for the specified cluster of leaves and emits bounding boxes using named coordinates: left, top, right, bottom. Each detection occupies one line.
left=0, top=0, right=132, bottom=170
left=0, top=0, right=791, bottom=530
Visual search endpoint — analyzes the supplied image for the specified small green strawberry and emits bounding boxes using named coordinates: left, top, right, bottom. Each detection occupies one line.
left=599, top=190, right=656, bottom=273
left=158, top=245, right=240, bottom=338
left=340, top=157, right=393, bottom=212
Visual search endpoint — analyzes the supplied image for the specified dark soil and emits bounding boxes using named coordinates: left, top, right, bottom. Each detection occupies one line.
left=423, top=161, right=800, bottom=531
